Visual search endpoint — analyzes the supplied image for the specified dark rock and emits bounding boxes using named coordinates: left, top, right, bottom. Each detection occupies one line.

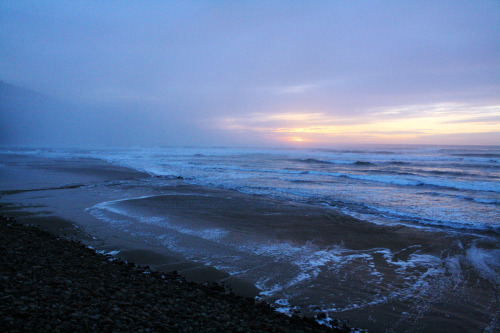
left=317, top=312, right=327, bottom=320
left=0, top=216, right=350, bottom=332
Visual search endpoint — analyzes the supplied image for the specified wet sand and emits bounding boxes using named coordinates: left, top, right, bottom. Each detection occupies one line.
left=1, top=153, right=498, bottom=332
left=104, top=186, right=498, bottom=332
left=0, top=154, right=261, bottom=298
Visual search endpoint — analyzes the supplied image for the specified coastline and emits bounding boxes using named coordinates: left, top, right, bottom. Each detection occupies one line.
left=0, top=154, right=262, bottom=298
left=1, top=152, right=498, bottom=332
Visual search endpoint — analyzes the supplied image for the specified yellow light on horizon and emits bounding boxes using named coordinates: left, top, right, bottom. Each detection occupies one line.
left=216, top=103, right=500, bottom=145
left=281, top=136, right=311, bottom=143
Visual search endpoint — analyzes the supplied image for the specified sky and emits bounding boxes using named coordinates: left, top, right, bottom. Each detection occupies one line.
left=1, top=0, right=499, bottom=147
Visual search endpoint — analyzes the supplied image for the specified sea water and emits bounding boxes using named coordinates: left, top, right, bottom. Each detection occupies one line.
left=10, top=145, right=497, bottom=232
left=1, top=145, right=499, bottom=331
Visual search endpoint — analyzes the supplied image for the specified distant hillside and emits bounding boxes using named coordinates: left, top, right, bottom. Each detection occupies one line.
left=0, top=81, right=55, bottom=107
left=0, top=81, right=90, bottom=146
left=0, top=80, right=206, bottom=147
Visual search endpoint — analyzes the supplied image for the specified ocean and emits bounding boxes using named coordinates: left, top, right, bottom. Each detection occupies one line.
left=12, top=144, right=498, bottom=232
left=1, top=145, right=499, bottom=332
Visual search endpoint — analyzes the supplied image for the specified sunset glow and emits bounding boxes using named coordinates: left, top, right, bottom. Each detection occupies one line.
left=1, top=1, right=498, bottom=147
left=287, top=137, right=308, bottom=143
left=217, top=103, right=500, bottom=145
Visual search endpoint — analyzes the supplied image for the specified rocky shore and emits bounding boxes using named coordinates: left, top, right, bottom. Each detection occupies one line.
left=0, top=216, right=352, bottom=332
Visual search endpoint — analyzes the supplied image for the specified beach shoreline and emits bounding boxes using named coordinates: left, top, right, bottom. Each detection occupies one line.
left=1, top=152, right=498, bottom=332
left=0, top=154, right=263, bottom=299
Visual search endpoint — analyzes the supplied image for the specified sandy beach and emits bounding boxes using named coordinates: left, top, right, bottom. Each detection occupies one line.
left=1, top=152, right=498, bottom=332
left=0, top=154, right=263, bottom=298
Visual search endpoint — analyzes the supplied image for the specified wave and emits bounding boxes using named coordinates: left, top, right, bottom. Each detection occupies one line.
left=472, top=198, right=500, bottom=205
left=418, top=191, right=500, bottom=206
left=295, top=158, right=335, bottom=165
left=116, top=157, right=499, bottom=195
left=318, top=149, right=397, bottom=155
left=294, top=158, right=376, bottom=166
left=387, top=161, right=410, bottom=165
left=292, top=158, right=351, bottom=165
left=283, top=179, right=319, bottom=184
left=320, top=197, right=500, bottom=233
left=336, top=150, right=397, bottom=155
left=448, top=162, right=500, bottom=169
left=308, top=170, right=500, bottom=193
left=153, top=175, right=186, bottom=180
left=355, top=203, right=500, bottom=233
left=84, top=151, right=500, bottom=198
left=452, top=153, right=500, bottom=158
left=418, top=169, right=492, bottom=178
left=294, top=158, right=497, bottom=170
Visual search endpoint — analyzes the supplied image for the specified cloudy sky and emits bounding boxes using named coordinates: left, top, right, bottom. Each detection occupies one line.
left=1, top=1, right=499, bottom=147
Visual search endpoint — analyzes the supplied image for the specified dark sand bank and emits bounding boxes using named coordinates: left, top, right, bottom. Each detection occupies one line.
left=0, top=216, right=348, bottom=332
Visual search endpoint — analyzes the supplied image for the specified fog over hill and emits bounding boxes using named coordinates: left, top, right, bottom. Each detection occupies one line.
left=0, top=81, right=68, bottom=146
left=0, top=81, right=220, bottom=147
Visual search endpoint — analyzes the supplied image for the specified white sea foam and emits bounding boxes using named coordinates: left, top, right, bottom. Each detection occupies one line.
left=309, top=170, right=500, bottom=193
left=465, top=246, right=500, bottom=284
left=96, top=249, right=120, bottom=256
left=89, top=198, right=229, bottom=242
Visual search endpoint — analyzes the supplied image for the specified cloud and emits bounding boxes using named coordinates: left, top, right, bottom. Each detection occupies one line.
left=442, top=115, right=500, bottom=124
left=1, top=1, right=499, bottom=146
left=259, top=79, right=344, bottom=95
left=366, top=103, right=500, bottom=118
left=215, top=103, right=500, bottom=144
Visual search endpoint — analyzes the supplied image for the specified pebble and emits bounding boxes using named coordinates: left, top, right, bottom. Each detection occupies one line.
left=0, top=216, right=348, bottom=332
